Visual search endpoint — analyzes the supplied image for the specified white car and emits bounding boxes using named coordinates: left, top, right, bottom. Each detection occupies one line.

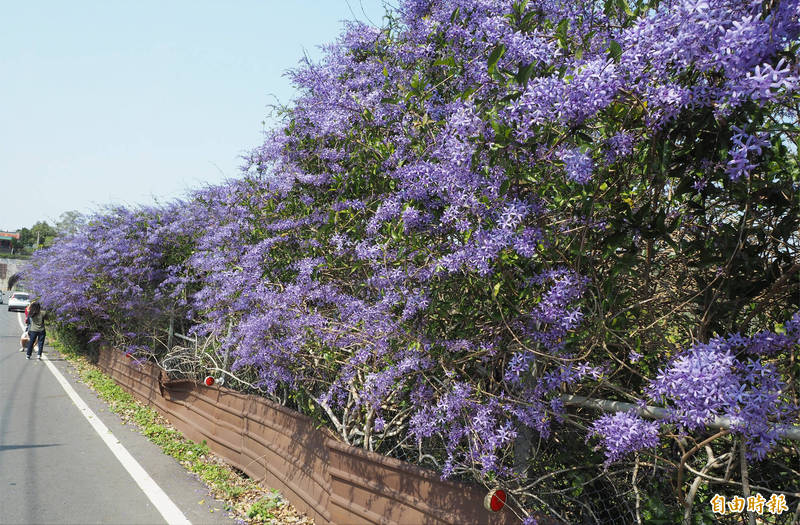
left=7, top=292, right=30, bottom=312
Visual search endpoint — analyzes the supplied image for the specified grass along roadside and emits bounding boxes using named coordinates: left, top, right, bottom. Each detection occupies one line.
left=49, top=332, right=313, bottom=525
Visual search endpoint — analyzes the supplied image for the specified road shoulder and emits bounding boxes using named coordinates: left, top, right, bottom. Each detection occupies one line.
left=43, top=343, right=240, bottom=525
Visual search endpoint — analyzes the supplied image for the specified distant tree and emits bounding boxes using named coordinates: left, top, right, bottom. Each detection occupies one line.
left=32, top=222, right=56, bottom=248
left=12, top=229, right=30, bottom=253
left=9, top=233, right=23, bottom=254
left=56, top=211, right=85, bottom=236
left=15, top=221, right=56, bottom=252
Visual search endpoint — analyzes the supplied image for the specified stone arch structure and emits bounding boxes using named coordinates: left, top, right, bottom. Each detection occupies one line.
left=0, top=258, right=25, bottom=291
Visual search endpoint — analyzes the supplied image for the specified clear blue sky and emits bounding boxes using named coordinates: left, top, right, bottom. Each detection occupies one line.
left=0, top=0, right=388, bottom=231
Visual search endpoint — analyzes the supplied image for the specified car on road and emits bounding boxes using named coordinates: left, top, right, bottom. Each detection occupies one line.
left=7, top=292, right=30, bottom=312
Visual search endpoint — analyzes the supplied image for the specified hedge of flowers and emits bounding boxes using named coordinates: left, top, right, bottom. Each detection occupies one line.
left=25, top=0, right=800, bottom=522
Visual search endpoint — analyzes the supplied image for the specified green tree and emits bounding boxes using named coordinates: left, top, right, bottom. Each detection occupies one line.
left=56, top=211, right=85, bottom=236
left=14, top=221, right=57, bottom=253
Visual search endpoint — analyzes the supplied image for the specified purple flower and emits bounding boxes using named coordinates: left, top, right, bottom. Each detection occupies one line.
left=557, top=147, right=594, bottom=184
left=588, top=411, right=660, bottom=466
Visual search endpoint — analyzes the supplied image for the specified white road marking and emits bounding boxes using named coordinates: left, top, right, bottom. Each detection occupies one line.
left=18, top=313, right=191, bottom=525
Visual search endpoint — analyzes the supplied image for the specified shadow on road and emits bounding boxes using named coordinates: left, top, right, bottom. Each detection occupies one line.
left=0, top=444, right=62, bottom=451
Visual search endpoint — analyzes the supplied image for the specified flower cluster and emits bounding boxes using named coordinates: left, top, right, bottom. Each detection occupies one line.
left=588, top=411, right=661, bottom=466
left=644, top=322, right=799, bottom=460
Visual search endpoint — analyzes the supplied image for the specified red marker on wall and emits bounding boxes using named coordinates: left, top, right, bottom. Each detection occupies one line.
left=484, top=488, right=507, bottom=512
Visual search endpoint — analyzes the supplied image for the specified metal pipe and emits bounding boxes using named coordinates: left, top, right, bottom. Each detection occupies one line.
left=172, top=332, right=196, bottom=343
left=560, top=394, right=800, bottom=441
left=167, top=315, right=174, bottom=349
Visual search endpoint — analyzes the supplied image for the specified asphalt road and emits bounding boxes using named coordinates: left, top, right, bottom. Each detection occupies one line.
left=0, top=308, right=237, bottom=525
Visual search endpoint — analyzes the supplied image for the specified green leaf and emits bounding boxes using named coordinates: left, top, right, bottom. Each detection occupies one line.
left=515, top=62, right=537, bottom=86
left=575, top=131, right=593, bottom=144
left=616, top=0, right=634, bottom=16
left=556, top=18, right=569, bottom=49
left=459, top=85, right=478, bottom=101
left=434, top=56, right=456, bottom=68
left=519, top=9, right=538, bottom=31
left=487, top=44, right=506, bottom=75
left=492, top=282, right=502, bottom=299
left=608, top=39, right=622, bottom=62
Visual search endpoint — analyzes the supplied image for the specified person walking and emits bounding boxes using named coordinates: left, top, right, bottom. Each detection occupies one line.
left=25, top=300, right=48, bottom=360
